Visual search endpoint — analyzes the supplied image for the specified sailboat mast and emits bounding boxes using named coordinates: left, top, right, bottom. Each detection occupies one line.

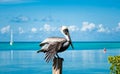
left=11, top=30, right=13, bottom=43
left=10, top=30, right=13, bottom=46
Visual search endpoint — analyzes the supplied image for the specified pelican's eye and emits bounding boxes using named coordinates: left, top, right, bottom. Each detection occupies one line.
left=63, top=29, right=68, bottom=35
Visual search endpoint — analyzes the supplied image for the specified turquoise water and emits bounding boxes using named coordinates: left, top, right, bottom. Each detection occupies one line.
left=0, top=42, right=120, bottom=50
left=0, top=42, right=120, bottom=74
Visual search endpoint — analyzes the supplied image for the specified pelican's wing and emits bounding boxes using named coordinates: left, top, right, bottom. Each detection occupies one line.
left=40, top=37, right=66, bottom=46
left=44, top=42, right=62, bottom=63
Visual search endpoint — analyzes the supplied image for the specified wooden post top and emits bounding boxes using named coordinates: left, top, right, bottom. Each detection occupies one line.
left=52, top=58, right=64, bottom=74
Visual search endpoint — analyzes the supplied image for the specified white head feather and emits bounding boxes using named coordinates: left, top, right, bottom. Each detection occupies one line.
left=61, top=26, right=68, bottom=31
left=60, top=26, right=70, bottom=41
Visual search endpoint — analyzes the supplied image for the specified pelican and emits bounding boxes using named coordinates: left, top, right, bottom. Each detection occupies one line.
left=37, top=26, right=74, bottom=62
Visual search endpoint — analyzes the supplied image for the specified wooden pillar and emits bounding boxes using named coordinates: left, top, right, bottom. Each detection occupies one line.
left=52, top=58, right=63, bottom=74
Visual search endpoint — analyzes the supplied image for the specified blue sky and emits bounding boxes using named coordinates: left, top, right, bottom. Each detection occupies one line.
left=0, top=0, right=120, bottom=42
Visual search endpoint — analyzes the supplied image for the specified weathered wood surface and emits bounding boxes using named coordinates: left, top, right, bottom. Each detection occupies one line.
left=52, top=58, right=63, bottom=74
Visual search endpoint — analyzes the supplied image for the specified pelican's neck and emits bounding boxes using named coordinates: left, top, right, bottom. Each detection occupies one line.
left=61, top=30, right=70, bottom=41
left=64, top=35, right=70, bottom=41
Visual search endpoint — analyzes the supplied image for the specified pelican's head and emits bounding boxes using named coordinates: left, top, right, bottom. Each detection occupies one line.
left=60, top=26, right=74, bottom=49
left=61, top=26, right=68, bottom=36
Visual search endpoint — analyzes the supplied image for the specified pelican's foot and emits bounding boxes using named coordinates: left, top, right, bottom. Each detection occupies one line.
left=60, top=57, right=64, bottom=61
left=55, top=54, right=64, bottom=61
left=54, top=56, right=64, bottom=61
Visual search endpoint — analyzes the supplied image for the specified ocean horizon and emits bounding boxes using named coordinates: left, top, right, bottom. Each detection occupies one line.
left=0, top=42, right=120, bottom=50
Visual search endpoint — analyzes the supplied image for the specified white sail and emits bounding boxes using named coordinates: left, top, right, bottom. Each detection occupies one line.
left=10, top=30, right=13, bottom=46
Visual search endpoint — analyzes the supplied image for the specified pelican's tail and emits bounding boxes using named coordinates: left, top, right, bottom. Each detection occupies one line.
left=37, top=50, right=42, bottom=53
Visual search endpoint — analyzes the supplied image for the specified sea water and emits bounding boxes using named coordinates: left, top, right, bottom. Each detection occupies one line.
left=0, top=42, right=120, bottom=74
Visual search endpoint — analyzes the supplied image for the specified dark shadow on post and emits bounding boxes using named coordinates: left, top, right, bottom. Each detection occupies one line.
left=52, top=57, right=64, bottom=74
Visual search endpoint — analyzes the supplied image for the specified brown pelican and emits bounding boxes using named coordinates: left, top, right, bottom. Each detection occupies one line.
left=37, top=26, right=74, bottom=62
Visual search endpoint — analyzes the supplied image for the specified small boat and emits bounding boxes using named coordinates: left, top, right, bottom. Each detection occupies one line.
left=10, top=30, right=13, bottom=46
left=103, top=48, right=106, bottom=53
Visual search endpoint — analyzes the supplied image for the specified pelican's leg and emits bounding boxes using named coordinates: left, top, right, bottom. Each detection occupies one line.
left=56, top=53, right=64, bottom=61
left=56, top=53, right=60, bottom=58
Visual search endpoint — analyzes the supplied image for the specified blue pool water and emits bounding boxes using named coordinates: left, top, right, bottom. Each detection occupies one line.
left=0, top=42, right=120, bottom=74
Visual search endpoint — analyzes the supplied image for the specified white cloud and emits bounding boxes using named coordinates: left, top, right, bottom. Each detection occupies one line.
left=97, top=24, right=105, bottom=32
left=97, top=24, right=110, bottom=33
left=0, top=25, right=10, bottom=34
left=31, top=28, right=37, bottom=33
left=115, top=23, right=120, bottom=31
left=41, top=16, right=53, bottom=22
left=44, top=24, right=51, bottom=31
left=18, top=27, right=24, bottom=34
left=81, top=22, right=95, bottom=32
left=12, top=15, right=29, bottom=23
left=40, top=24, right=57, bottom=32
left=68, top=25, right=79, bottom=32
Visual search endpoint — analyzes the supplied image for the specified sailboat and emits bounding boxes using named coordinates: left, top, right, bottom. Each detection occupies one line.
left=10, top=30, right=13, bottom=46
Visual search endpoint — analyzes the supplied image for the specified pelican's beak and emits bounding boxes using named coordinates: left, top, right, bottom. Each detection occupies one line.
left=70, top=41, right=74, bottom=49
left=67, top=32, right=74, bottom=49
